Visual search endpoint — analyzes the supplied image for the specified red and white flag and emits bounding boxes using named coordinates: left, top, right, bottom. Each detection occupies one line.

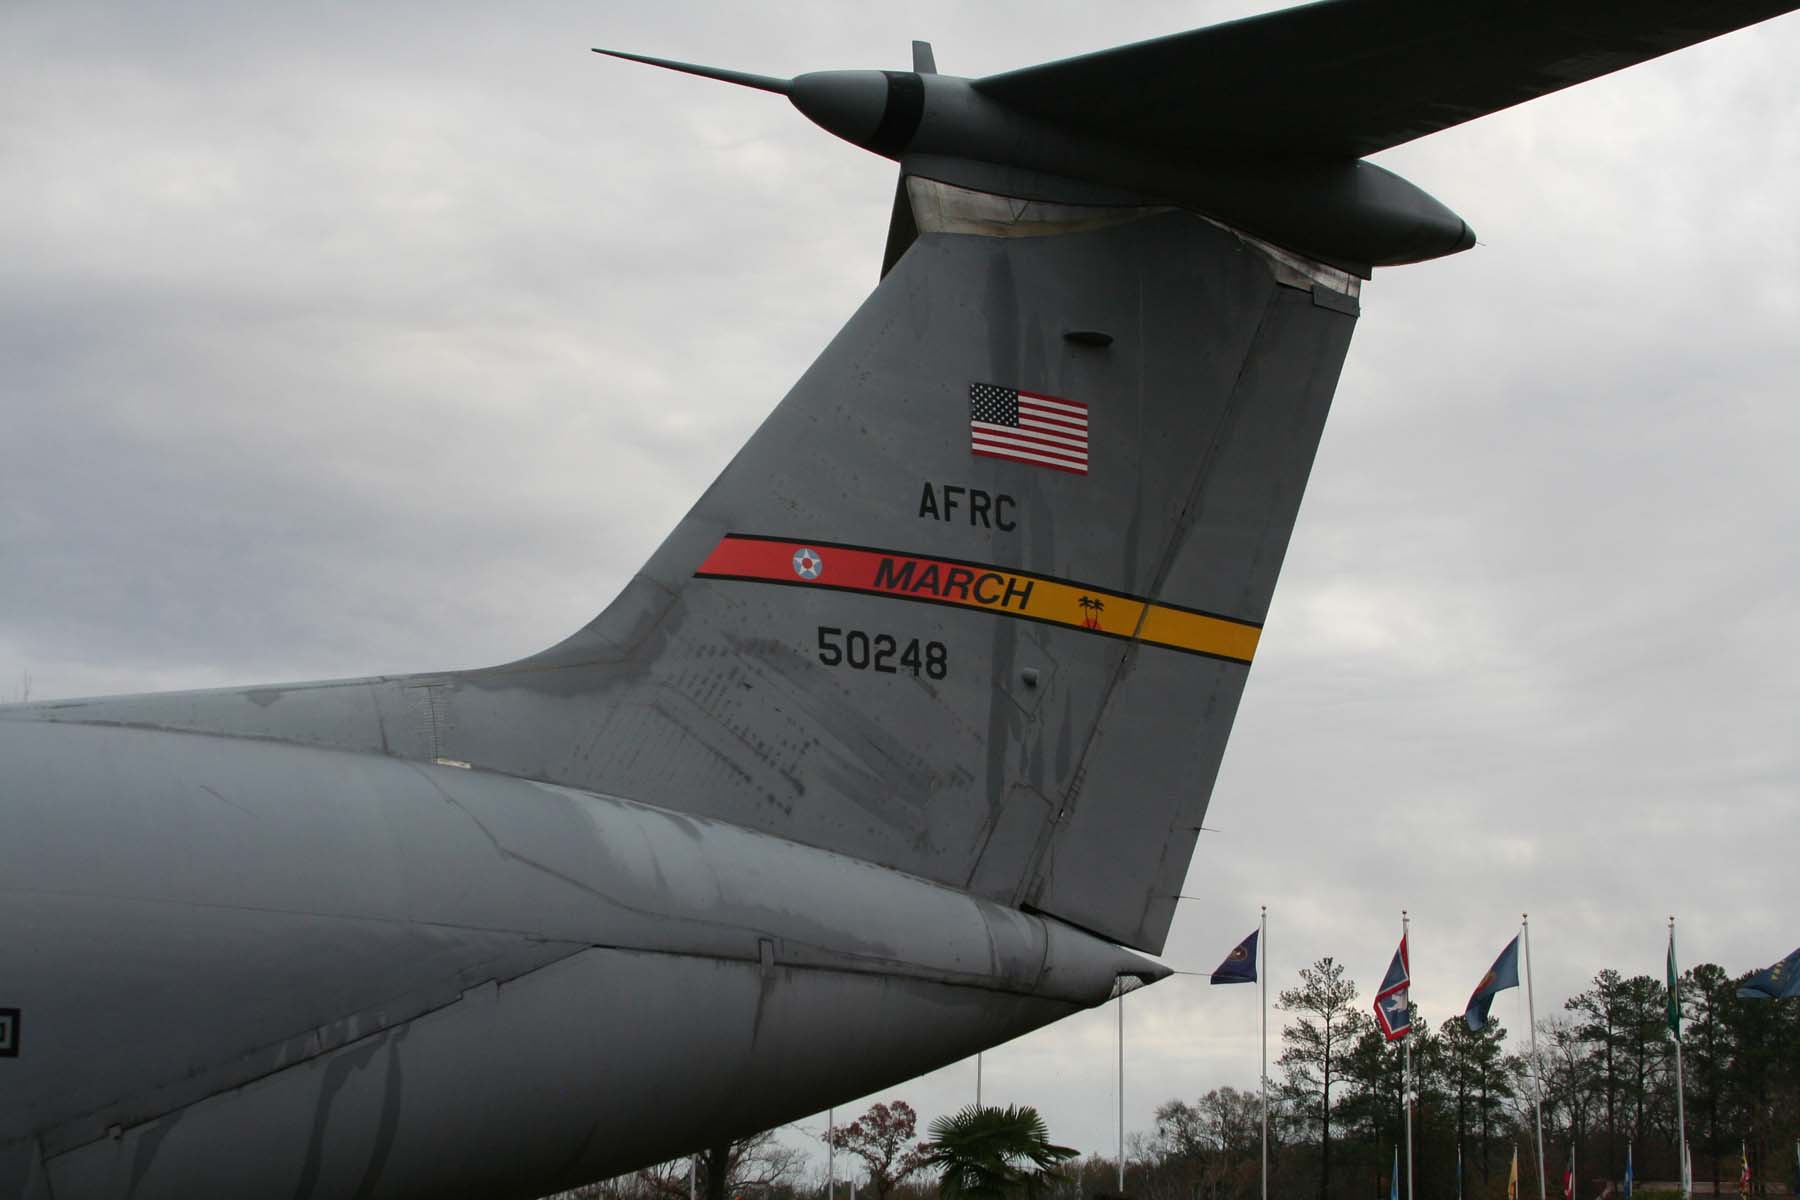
left=1373, top=933, right=1412, bottom=1041
left=969, top=382, right=1089, bottom=475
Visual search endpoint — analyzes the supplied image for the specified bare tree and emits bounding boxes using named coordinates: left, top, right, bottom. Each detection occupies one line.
left=545, top=1132, right=804, bottom=1200
left=696, top=1132, right=805, bottom=1200
left=828, top=1101, right=930, bottom=1200
left=1150, top=1087, right=1265, bottom=1200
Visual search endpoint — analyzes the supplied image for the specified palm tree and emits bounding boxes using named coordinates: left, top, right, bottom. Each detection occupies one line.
left=923, top=1105, right=1079, bottom=1200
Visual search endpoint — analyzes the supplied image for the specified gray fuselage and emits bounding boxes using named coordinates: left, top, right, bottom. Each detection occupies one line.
left=0, top=718, right=1152, bottom=1198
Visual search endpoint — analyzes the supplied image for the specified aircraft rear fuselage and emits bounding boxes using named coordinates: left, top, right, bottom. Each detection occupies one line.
left=0, top=720, right=1152, bottom=1197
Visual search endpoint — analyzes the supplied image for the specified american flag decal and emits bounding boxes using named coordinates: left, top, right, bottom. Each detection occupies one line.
left=969, top=383, right=1088, bottom=475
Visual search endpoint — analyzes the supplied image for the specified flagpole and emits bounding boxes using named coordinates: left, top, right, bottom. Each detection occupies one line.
left=1671, top=917, right=1691, bottom=1200
left=1117, top=987, right=1125, bottom=1197
left=976, top=1053, right=983, bottom=1109
left=1404, top=909, right=1414, bottom=1200
left=1524, top=914, right=1548, bottom=1200
left=1261, top=904, right=1269, bottom=1200
left=828, top=1107, right=836, bottom=1200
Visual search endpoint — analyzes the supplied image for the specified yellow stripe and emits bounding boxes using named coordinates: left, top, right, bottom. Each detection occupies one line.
left=1138, top=604, right=1262, bottom=662
left=1004, top=573, right=1258, bottom=662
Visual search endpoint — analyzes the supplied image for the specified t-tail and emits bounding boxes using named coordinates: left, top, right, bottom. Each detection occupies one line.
left=9, top=5, right=1798, bottom=1195
left=29, top=0, right=1799, bottom=957
left=484, top=179, right=1361, bottom=952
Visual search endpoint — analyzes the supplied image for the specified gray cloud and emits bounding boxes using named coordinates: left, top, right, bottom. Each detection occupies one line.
left=4, top=0, right=1797, bottom=1165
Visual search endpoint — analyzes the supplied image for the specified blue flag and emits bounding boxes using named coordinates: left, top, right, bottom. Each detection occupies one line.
left=1464, top=935, right=1521, bottom=1031
left=1391, top=1146, right=1400, bottom=1200
left=1210, top=928, right=1259, bottom=984
left=1738, top=946, right=1800, bottom=999
left=1624, top=1142, right=1633, bottom=1199
left=1374, top=934, right=1412, bottom=1040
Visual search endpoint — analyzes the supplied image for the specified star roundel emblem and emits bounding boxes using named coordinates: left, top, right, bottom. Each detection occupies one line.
left=791, top=547, right=823, bottom=580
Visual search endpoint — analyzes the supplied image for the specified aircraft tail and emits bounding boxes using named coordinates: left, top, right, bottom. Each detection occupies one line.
left=441, top=175, right=1359, bottom=952
left=19, top=1, right=1800, bottom=958
left=520, top=0, right=1797, bottom=951
left=9, top=173, right=1354, bottom=954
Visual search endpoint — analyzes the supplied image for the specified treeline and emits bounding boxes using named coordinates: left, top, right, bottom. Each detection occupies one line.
left=552, top=958, right=1793, bottom=1200
left=1126, top=958, right=1798, bottom=1200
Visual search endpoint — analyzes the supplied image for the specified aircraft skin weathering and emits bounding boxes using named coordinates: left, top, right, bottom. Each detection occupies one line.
left=2, top=3, right=1796, bottom=1197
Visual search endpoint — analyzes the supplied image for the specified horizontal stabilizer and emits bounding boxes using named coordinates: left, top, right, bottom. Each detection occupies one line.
left=590, top=48, right=791, bottom=96
left=974, top=0, right=1800, bottom=158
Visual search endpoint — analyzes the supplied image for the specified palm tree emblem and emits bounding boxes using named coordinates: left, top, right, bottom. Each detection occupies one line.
left=1077, top=595, right=1104, bottom=630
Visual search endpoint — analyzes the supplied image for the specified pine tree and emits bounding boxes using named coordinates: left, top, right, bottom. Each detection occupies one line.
left=1567, top=970, right=1627, bottom=1178
left=1439, top=1016, right=1517, bottom=1187
left=1613, top=975, right=1671, bottom=1170
left=1682, top=963, right=1734, bottom=1195
left=1278, top=957, right=1363, bottom=1200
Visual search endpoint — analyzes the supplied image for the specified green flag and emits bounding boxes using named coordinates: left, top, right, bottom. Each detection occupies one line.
left=1666, top=932, right=1682, bottom=1037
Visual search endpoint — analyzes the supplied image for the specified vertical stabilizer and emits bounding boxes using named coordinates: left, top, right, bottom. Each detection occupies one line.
left=444, top=176, right=1359, bottom=952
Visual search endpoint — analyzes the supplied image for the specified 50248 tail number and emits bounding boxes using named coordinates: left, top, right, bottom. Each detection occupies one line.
left=817, top=627, right=946, bottom=679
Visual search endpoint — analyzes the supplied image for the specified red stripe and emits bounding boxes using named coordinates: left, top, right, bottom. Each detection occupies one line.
left=972, top=420, right=1086, bottom=449
left=1010, top=421, right=1089, bottom=447
left=1017, top=390, right=1086, bottom=414
left=694, top=537, right=1050, bottom=598
left=973, top=449, right=1088, bottom=471
left=972, top=429, right=1087, bottom=456
left=971, top=447, right=1088, bottom=474
left=1017, top=404, right=1087, bottom=429
left=695, top=538, right=944, bottom=593
left=1020, top=418, right=1087, bottom=437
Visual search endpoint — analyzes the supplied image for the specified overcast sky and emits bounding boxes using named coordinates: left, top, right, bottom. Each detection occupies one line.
left=4, top=0, right=1798, bottom=1172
